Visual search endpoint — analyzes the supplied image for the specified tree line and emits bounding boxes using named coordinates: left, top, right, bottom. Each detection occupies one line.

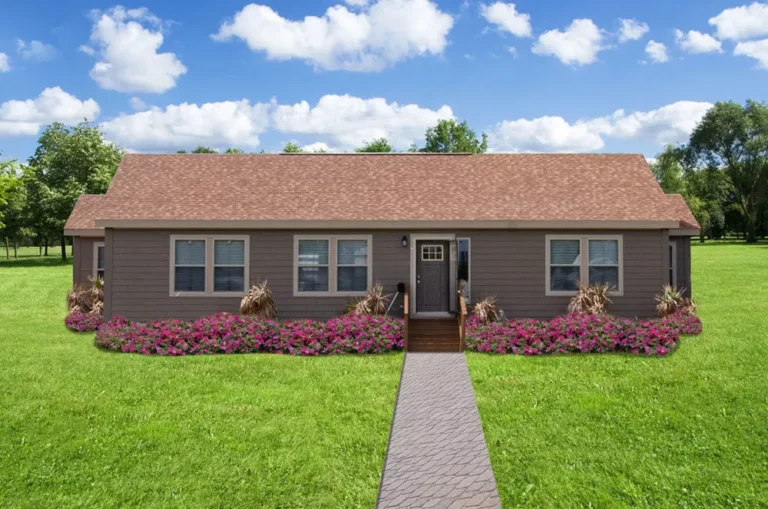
left=651, top=100, right=768, bottom=243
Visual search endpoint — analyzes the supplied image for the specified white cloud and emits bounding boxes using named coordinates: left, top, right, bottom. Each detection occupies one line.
left=489, top=116, right=606, bottom=152
left=645, top=40, right=669, bottom=63
left=212, top=0, right=454, bottom=71
left=618, top=18, right=649, bottom=43
left=507, top=46, right=518, bottom=57
left=0, top=53, right=9, bottom=72
left=488, top=100, right=712, bottom=152
left=709, top=2, right=768, bottom=41
left=101, top=100, right=271, bottom=151
left=16, top=39, right=57, bottom=61
left=84, top=6, right=187, bottom=93
left=78, top=45, right=96, bottom=56
left=272, top=94, right=453, bottom=149
left=532, top=19, right=605, bottom=66
left=734, top=39, right=768, bottom=68
left=345, top=0, right=369, bottom=5
left=0, top=87, right=100, bottom=137
left=480, top=3, right=532, bottom=38
left=674, top=29, right=723, bottom=54
left=302, top=141, right=341, bottom=152
left=129, top=97, right=148, bottom=111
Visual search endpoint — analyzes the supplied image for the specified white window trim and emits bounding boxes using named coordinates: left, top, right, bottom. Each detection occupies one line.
left=293, top=235, right=373, bottom=297
left=169, top=235, right=250, bottom=297
left=668, top=241, right=677, bottom=287
left=458, top=237, right=471, bottom=304
left=545, top=234, right=624, bottom=297
left=93, top=241, right=105, bottom=279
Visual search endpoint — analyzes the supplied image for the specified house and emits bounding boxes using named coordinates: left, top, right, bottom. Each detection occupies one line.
left=64, top=153, right=699, bottom=326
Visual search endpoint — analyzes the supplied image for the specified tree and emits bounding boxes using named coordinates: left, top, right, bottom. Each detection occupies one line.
left=651, top=145, right=685, bottom=194
left=27, top=122, right=124, bottom=259
left=421, top=119, right=488, bottom=153
left=356, top=138, right=393, bottom=153
left=283, top=142, right=303, bottom=153
left=0, top=157, right=29, bottom=259
left=225, top=148, right=244, bottom=154
left=687, top=100, right=768, bottom=243
left=191, top=146, right=217, bottom=153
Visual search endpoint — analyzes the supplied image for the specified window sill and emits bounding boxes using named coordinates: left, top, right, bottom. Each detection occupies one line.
left=293, top=291, right=369, bottom=298
left=170, top=291, right=247, bottom=298
left=545, top=290, right=624, bottom=297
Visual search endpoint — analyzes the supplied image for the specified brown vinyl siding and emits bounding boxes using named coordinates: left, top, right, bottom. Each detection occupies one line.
left=105, top=229, right=667, bottom=322
left=671, top=236, right=692, bottom=297
left=72, top=236, right=101, bottom=285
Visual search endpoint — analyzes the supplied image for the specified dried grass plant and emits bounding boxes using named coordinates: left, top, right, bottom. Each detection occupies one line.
left=240, top=280, right=278, bottom=318
left=567, top=282, right=613, bottom=315
left=473, top=296, right=499, bottom=323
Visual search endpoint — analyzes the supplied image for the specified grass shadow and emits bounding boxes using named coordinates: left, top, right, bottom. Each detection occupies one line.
left=0, top=256, right=73, bottom=268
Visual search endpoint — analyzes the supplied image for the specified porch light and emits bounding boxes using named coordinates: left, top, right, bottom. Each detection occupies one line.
left=401, top=235, right=408, bottom=248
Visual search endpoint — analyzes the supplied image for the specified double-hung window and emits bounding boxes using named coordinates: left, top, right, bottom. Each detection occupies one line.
left=668, top=242, right=677, bottom=287
left=546, top=235, right=623, bottom=296
left=93, top=241, right=105, bottom=280
left=294, top=235, right=372, bottom=296
left=171, top=235, right=249, bottom=296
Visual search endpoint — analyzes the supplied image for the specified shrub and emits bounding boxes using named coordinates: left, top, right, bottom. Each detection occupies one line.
left=65, top=311, right=105, bottom=332
left=345, top=283, right=391, bottom=316
left=473, top=296, right=499, bottom=323
left=465, top=311, right=702, bottom=357
left=93, top=312, right=404, bottom=356
left=568, top=282, right=613, bottom=314
left=240, top=280, right=277, bottom=318
left=655, top=285, right=697, bottom=317
left=66, top=276, right=104, bottom=315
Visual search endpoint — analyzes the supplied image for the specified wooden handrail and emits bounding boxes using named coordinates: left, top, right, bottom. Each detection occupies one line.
left=403, top=284, right=409, bottom=352
left=457, top=291, right=467, bottom=352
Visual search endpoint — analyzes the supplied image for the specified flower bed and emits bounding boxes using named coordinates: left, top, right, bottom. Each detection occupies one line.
left=465, top=312, right=702, bottom=356
left=65, top=311, right=105, bottom=332
left=89, top=312, right=404, bottom=356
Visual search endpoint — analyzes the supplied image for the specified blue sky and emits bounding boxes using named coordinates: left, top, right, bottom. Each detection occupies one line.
left=0, top=0, right=766, bottom=161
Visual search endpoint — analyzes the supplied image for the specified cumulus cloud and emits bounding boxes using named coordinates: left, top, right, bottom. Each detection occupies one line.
left=272, top=94, right=453, bottom=149
left=101, top=100, right=271, bottom=151
left=212, top=0, right=453, bottom=71
left=674, top=29, right=723, bottom=54
left=618, top=18, right=649, bottom=43
left=532, top=19, right=605, bottom=66
left=82, top=6, right=187, bottom=93
left=129, top=97, right=148, bottom=111
left=0, top=87, right=100, bottom=137
left=709, top=2, right=768, bottom=41
left=488, top=100, right=712, bottom=152
left=734, top=39, right=768, bottom=68
left=16, top=39, right=57, bottom=61
left=0, top=53, right=9, bottom=72
left=480, top=3, right=532, bottom=38
left=302, top=141, right=342, bottom=152
left=645, top=40, right=669, bottom=63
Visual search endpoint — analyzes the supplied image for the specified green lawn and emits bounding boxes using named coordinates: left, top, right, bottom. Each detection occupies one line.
left=468, top=243, right=768, bottom=508
left=0, top=248, right=403, bottom=508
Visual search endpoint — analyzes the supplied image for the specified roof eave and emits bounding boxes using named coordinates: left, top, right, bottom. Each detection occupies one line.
left=94, top=219, right=681, bottom=230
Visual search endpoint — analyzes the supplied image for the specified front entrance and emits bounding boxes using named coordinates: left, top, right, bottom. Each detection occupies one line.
left=415, top=241, right=450, bottom=314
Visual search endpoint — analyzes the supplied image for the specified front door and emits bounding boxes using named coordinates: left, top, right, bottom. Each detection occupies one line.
left=416, top=241, right=450, bottom=314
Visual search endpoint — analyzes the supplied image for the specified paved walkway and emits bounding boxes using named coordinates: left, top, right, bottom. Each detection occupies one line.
left=377, top=353, right=501, bottom=509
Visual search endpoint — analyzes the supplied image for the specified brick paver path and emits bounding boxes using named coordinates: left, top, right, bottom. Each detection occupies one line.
left=377, top=353, right=501, bottom=509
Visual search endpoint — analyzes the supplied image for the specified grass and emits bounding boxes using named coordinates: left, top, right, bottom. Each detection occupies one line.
left=468, top=243, right=768, bottom=508
left=0, top=248, right=403, bottom=508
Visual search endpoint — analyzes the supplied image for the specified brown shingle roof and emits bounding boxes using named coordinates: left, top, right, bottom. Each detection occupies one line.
left=65, top=153, right=699, bottom=232
left=64, top=194, right=109, bottom=235
left=665, top=194, right=700, bottom=230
